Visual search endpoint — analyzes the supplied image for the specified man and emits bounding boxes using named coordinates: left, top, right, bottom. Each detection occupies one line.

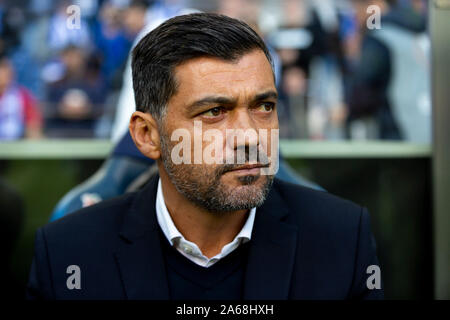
left=27, top=13, right=383, bottom=300
left=347, top=0, right=430, bottom=142
left=0, top=55, right=42, bottom=140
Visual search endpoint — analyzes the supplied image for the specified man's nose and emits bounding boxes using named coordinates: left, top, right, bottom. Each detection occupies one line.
left=225, top=109, right=259, bottom=163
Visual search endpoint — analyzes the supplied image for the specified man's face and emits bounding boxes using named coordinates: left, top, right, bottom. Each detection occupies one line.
left=159, top=49, right=278, bottom=213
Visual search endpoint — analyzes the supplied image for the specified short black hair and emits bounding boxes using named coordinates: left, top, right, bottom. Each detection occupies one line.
left=131, top=13, right=274, bottom=120
left=128, top=0, right=149, bottom=10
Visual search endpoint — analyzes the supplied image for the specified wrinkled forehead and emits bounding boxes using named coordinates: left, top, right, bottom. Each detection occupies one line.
left=172, top=50, right=276, bottom=102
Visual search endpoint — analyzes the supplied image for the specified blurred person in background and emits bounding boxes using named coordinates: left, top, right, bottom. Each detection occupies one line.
left=346, top=0, right=430, bottom=142
left=44, top=45, right=106, bottom=138
left=0, top=2, right=44, bottom=99
left=123, top=0, right=150, bottom=40
left=92, top=1, right=133, bottom=88
left=111, top=0, right=198, bottom=142
left=111, top=0, right=152, bottom=88
left=47, top=0, right=92, bottom=52
left=216, top=0, right=291, bottom=136
left=216, top=0, right=282, bottom=89
left=21, top=0, right=95, bottom=101
left=90, top=0, right=137, bottom=138
left=264, top=0, right=347, bottom=140
left=0, top=55, right=42, bottom=140
left=0, top=2, right=23, bottom=56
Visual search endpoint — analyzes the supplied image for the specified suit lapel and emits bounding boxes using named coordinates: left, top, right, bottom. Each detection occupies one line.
left=114, top=174, right=170, bottom=300
left=244, top=180, right=298, bottom=300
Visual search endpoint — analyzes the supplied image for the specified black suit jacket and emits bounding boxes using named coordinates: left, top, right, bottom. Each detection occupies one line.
left=26, top=174, right=383, bottom=300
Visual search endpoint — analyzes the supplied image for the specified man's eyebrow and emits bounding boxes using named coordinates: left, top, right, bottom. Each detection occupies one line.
left=186, top=96, right=237, bottom=114
left=252, top=90, right=278, bottom=102
left=185, top=90, right=278, bottom=115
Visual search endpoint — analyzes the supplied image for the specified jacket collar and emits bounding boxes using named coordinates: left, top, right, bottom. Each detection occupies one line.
left=114, top=174, right=169, bottom=300
left=118, top=173, right=160, bottom=242
left=243, top=179, right=298, bottom=299
left=114, top=174, right=298, bottom=300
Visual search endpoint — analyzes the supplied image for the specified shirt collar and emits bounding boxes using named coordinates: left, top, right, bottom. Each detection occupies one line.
left=155, top=178, right=183, bottom=246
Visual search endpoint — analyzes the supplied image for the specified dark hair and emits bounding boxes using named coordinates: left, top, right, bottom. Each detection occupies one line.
left=128, top=0, right=149, bottom=10
left=131, top=13, right=274, bottom=120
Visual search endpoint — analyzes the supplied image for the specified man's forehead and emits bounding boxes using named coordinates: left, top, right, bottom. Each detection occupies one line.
left=172, top=50, right=275, bottom=96
left=196, top=58, right=264, bottom=77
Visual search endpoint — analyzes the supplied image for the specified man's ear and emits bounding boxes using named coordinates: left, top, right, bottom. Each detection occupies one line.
left=129, top=111, right=161, bottom=160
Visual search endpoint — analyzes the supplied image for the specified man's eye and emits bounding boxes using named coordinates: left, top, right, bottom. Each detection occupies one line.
left=202, top=107, right=223, bottom=117
left=257, top=102, right=275, bottom=112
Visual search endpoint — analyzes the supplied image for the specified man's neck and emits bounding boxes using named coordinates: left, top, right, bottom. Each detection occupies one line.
left=158, top=168, right=249, bottom=258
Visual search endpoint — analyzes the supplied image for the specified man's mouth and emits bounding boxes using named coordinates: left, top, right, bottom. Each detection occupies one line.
left=226, top=164, right=269, bottom=175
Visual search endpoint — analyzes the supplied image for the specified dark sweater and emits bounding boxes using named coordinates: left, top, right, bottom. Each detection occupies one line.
left=159, top=229, right=250, bottom=300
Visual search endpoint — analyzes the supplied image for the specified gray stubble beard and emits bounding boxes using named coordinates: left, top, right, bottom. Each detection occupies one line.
left=159, top=129, right=274, bottom=214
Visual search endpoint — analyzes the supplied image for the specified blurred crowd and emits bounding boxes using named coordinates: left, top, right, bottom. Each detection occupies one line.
left=0, top=0, right=430, bottom=142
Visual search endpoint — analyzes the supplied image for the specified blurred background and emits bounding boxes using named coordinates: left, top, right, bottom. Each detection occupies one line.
left=0, top=0, right=448, bottom=300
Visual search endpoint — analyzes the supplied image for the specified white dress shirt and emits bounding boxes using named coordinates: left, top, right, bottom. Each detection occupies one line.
left=155, top=179, right=256, bottom=268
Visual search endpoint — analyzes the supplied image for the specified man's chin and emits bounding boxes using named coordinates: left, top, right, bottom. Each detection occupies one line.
left=219, top=174, right=272, bottom=200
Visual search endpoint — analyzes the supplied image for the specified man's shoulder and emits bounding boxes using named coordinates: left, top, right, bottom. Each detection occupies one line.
left=41, top=191, right=138, bottom=242
left=273, top=178, right=361, bottom=210
left=271, top=178, right=365, bottom=230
